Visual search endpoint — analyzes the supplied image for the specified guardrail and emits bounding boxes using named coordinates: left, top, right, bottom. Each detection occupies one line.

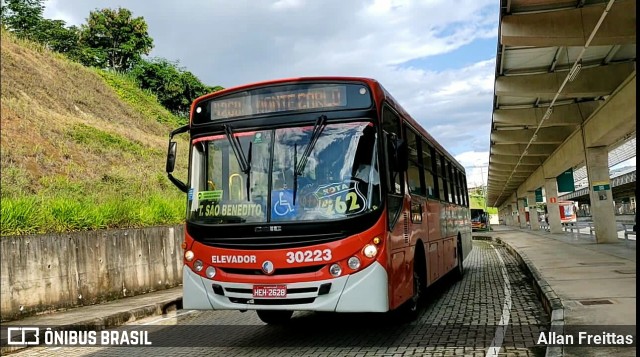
left=540, top=222, right=550, bottom=232
left=535, top=220, right=635, bottom=243
left=582, top=221, right=635, bottom=242
left=621, top=222, right=636, bottom=240
left=561, top=222, right=580, bottom=233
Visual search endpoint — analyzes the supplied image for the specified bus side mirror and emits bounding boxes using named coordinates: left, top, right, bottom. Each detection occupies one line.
left=166, top=125, right=189, bottom=193
left=166, top=141, right=178, bottom=173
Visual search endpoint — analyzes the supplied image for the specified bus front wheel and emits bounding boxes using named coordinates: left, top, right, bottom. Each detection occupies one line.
left=398, top=257, right=425, bottom=321
left=453, top=237, right=464, bottom=280
left=256, top=310, right=293, bottom=325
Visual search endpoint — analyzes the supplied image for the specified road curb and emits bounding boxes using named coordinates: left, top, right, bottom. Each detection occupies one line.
left=1, top=297, right=183, bottom=355
left=474, top=235, right=564, bottom=357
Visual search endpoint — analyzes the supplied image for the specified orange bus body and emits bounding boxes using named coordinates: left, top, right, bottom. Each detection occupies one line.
left=170, top=77, right=472, bottom=318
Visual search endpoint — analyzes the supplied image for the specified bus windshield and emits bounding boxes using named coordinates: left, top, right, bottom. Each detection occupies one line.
left=187, top=121, right=381, bottom=224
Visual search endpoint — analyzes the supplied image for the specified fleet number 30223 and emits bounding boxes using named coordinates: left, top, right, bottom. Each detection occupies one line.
left=285, top=249, right=332, bottom=263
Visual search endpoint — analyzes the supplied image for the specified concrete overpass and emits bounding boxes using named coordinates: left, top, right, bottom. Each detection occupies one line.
left=487, top=0, right=636, bottom=242
left=560, top=168, right=635, bottom=205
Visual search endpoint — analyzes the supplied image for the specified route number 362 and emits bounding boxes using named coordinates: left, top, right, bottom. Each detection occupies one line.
left=286, top=249, right=332, bottom=263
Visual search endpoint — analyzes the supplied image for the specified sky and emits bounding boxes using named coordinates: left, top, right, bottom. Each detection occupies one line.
left=44, top=0, right=501, bottom=188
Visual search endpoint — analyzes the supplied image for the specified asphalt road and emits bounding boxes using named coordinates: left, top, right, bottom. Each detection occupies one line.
left=16, top=240, right=550, bottom=357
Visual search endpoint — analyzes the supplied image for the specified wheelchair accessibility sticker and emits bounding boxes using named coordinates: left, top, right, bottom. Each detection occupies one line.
left=271, top=189, right=297, bottom=220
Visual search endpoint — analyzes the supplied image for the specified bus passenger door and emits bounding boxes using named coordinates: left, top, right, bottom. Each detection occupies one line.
left=381, top=106, right=412, bottom=309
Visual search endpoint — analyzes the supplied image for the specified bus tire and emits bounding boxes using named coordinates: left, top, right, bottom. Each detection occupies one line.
left=398, top=247, right=425, bottom=321
left=256, top=310, right=293, bottom=325
left=453, top=235, right=464, bottom=280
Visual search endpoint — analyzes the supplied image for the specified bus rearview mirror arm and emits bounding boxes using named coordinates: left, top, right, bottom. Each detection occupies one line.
left=166, top=124, right=189, bottom=193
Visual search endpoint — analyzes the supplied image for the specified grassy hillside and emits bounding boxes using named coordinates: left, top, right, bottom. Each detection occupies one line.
left=469, top=194, right=497, bottom=214
left=0, top=31, right=189, bottom=236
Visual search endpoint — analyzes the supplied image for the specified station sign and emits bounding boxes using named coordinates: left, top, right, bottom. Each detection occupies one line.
left=535, top=188, right=543, bottom=202
left=592, top=181, right=611, bottom=192
left=556, top=169, right=575, bottom=193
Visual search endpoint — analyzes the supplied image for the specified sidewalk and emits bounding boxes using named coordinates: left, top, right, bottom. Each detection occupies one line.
left=2, top=230, right=636, bottom=356
left=1, top=287, right=182, bottom=354
left=476, top=225, right=636, bottom=357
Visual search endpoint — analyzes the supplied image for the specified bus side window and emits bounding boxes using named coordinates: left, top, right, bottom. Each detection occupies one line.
left=429, top=146, right=439, bottom=200
left=382, top=107, right=403, bottom=195
left=449, top=163, right=458, bottom=204
left=436, top=154, right=446, bottom=201
left=382, top=106, right=404, bottom=229
left=405, top=127, right=424, bottom=196
left=421, top=140, right=434, bottom=198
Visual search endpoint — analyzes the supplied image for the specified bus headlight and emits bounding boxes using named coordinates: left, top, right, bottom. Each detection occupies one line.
left=193, top=260, right=203, bottom=272
left=185, top=250, right=195, bottom=262
left=347, top=256, right=361, bottom=270
left=363, top=244, right=377, bottom=258
left=329, top=264, right=342, bottom=277
left=205, top=266, right=216, bottom=278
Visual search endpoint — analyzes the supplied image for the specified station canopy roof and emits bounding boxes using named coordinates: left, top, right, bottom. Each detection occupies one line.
left=487, top=0, right=636, bottom=207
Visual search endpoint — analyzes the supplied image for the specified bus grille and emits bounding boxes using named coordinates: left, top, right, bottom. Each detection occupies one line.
left=218, top=265, right=325, bottom=276
left=201, top=232, right=346, bottom=250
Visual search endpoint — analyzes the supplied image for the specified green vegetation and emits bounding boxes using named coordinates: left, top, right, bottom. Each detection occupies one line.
left=469, top=188, right=498, bottom=215
left=130, top=58, right=223, bottom=117
left=1, top=1, right=218, bottom=235
left=95, top=70, right=187, bottom=127
left=1, top=0, right=218, bottom=121
left=67, top=123, right=156, bottom=157
left=77, top=7, right=153, bottom=71
left=1, top=193, right=184, bottom=235
left=0, top=30, right=190, bottom=235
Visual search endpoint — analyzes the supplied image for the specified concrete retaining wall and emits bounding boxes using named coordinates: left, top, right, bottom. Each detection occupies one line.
left=0, top=225, right=184, bottom=321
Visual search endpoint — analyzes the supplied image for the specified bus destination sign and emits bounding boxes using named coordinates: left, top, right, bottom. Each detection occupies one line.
left=192, top=83, right=372, bottom=123
left=210, top=85, right=347, bottom=120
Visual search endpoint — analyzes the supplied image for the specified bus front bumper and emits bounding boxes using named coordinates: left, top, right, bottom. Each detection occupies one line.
left=182, top=261, right=389, bottom=312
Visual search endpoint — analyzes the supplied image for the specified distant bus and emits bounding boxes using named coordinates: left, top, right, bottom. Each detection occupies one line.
left=470, top=209, right=488, bottom=231
left=558, top=201, right=577, bottom=223
left=538, top=201, right=577, bottom=225
left=165, top=77, right=472, bottom=324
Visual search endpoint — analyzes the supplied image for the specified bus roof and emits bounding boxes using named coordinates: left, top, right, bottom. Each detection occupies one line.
left=193, top=76, right=378, bottom=103
left=191, top=76, right=464, bottom=173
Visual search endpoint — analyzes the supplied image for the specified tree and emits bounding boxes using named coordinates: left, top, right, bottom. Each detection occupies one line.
left=1, top=0, right=81, bottom=57
left=1, top=0, right=45, bottom=38
left=130, top=58, right=220, bottom=116
left=179, top=70, right=219, bottom=115
left=78, top=7, right=153, bottom=71
left=35, top=19, right=80, bottom=54
left=130, top=58, right=185, bottom=114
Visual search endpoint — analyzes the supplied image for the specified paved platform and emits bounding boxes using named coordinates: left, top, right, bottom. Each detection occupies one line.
left=475, top=225, right=636, bottom=357
left=2, top=227, right=636, bottom=356
left=1, top=287, right=182, bottom=355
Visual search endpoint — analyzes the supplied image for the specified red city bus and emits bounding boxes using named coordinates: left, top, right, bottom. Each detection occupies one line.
left=165, top=77, right=472, bottom=324
left=558, top=201, right=577, bottom=223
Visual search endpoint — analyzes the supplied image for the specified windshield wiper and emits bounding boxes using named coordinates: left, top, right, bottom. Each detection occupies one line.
left=295, top=115, right=327, bottom=176
left=245, top=142, right=252, bottom=202
left=293, top=144, right=298, bottom=204
left=293, top=115, right=327, bottom=205
left=223, top=124, right=252, bottom=201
